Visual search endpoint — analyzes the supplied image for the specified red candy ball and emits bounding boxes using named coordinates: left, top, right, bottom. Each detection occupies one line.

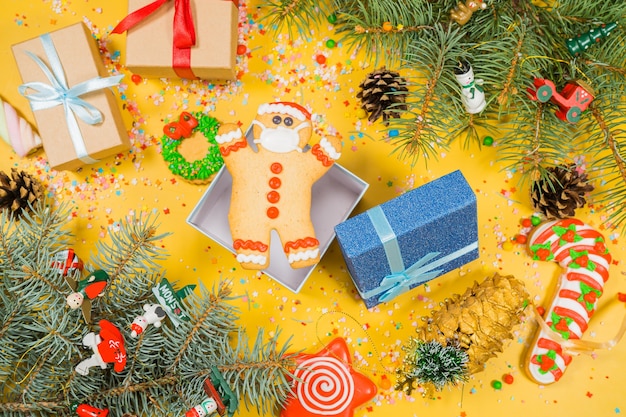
left=503, top=374, right=514, bottom=384
left=131, top=74, right=142, bottom=85
left=315, top=54, right=327, bottom=65
left=515, top=234, right=527, bottom=244
left=521, top=218, right=532, bottom=228
left=237, top=44, right=247, bottom=55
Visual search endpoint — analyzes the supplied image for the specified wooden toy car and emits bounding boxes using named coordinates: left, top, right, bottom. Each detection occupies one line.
left=527, top=78, right=595, bottom=123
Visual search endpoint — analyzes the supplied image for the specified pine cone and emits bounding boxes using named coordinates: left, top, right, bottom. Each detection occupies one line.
left=395, top=273, right=528, bottom=395
left=0, top=168, right=44, bottom=218
left=531, top=164, right=594, bottom=219
left=356, top=67, right=408, bottom=123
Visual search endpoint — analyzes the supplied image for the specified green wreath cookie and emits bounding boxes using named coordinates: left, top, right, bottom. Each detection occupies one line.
left=161, top=112, right=224, bottom=184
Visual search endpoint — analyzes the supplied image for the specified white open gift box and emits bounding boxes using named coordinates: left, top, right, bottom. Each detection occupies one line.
left=187, top=127, right=369, bottom=292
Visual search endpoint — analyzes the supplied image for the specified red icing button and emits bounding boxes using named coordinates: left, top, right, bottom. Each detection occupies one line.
left=269, top=177, right=281, bottom=189
left=267, top=191, right=280, bottom=204
left=270, top=162, right=283, bottom=174
left=267, top=206, right=279, bottom=219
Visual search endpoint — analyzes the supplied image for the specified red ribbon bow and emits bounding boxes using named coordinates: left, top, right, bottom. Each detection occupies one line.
left=112, top=0, right=199, bottom=79
left=164, top=112, right=198, bottom=140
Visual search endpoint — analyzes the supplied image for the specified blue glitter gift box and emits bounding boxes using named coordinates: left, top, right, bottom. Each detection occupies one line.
left=334, top=170, right=478, bottom=308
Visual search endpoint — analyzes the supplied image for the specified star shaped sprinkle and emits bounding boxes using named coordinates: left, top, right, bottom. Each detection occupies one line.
left=280, top=337, right=377, bottom=417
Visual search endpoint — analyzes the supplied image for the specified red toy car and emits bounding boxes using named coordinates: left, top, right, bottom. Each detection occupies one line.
left=527, top=78, right=595, bottom=123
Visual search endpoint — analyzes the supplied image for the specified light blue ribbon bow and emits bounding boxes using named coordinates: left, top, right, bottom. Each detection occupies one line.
left=18, top=33, right=124, bottom=164
left=361, top=206, right=478, bottom=303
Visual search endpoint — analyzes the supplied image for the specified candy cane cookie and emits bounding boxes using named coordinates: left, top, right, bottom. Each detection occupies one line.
left=525, top=218, right=611, bottom=384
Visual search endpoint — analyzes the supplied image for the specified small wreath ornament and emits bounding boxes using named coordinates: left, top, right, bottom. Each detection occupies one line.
left=161, top=112, right=224, bottom=184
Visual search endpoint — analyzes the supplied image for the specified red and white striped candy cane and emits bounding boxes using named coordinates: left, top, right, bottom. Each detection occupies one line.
left=525, top=218, right=611, bottom=384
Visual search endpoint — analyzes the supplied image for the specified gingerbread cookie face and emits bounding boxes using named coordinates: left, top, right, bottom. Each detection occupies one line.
left=215, top=102, right=342, bottom=270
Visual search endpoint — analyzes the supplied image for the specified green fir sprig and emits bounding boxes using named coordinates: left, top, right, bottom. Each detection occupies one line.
left=260, top=0, right=626, bottom=230
left=395, top=339, right=469, bottom=395
left=0, top=200, right=297, bottom=416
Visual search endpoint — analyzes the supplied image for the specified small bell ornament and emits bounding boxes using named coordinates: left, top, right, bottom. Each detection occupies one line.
left=454, top=60, right=486, bottom=114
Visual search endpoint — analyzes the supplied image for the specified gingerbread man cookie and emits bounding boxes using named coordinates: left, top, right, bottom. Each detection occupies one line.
left=216, top=102, right=342, bottom=270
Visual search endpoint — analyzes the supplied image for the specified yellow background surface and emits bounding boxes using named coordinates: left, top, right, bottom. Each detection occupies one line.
left=1, top=1, right=625, bottom=416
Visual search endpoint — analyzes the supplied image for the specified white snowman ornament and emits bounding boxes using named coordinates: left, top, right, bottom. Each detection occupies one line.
left=130, top=304, right=167, bottom=338
left=454, top=59, right=486, bottom=114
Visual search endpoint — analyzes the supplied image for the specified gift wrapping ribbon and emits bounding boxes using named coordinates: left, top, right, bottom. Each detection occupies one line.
left=360, top=206, right=478, bottom=303
left=18, top=33, right=124, bottom=165
left=112, top=0, right=238, bottom=79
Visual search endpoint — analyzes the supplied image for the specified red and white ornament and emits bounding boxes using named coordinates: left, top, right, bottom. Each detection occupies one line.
left=185, top=397, right=218, bottom=417
left=130, top=304, right=167, bottom=337
left=51, top=249, right=84, bottom=277
left=75, top=319, right=127, bottom=376
left=280, top=338, right=377, bottom=417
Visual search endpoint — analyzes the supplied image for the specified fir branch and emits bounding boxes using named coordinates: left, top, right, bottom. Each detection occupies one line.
left=385, top=23, right=467, bottom=164
left=258, top=0, right=331, bottom=37
left=87, top=374, right=178, bottom=399
left=333, top=0, right=438, bottom=65
left=0, top=401, right=66, bottom=414
left=496, top=32, right=525, bottom=108
left=166, top=281, right=238, bottom=373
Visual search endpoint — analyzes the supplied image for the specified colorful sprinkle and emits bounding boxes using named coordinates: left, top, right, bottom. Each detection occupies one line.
left=130, top=74, right=142, bottom=85
left=503, top=374, right=514, bottom=384
left=315, top=54, right=327, bottom=65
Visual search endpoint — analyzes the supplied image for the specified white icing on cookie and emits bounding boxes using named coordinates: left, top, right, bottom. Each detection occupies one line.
left=236, top=253, right=267, bottom=265
left=320, top=137, right=341, bottom=160
left=257, top=103, right=308, bottom=121
left=288, top=248, right=319, bottom=264
left=215, top=129, right=242, bottom=144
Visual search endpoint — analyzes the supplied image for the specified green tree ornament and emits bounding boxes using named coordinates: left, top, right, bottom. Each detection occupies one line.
left=567, top=22, right=618, bottom=56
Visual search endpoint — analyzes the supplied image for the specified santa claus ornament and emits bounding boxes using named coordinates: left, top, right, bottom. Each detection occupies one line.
left=215, top=102, right=342, bottom=270
left=65, top=269, right=109, bottom=324
left=75, top=319, right=126, bottom=376
left=280, top=338, right=377, bottom=417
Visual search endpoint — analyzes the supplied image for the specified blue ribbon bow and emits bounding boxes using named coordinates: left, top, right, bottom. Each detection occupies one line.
left=18, top=33, right=124, bottom=164
left=361, top=206, right=478, bottom=303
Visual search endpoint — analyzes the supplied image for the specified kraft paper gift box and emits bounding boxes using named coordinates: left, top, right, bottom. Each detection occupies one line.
left=12, top=22, right=129, bottom=171
left=334, top=170, right=479, bottom=308
left=112, top=0, right=239, bottom=80
left=187, top=126, right=369, bottom=293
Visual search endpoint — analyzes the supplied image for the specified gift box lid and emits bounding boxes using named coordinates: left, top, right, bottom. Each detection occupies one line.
left=334, top=170, right=478, bottom=306
left=187, top=126, right=369, bottom=293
